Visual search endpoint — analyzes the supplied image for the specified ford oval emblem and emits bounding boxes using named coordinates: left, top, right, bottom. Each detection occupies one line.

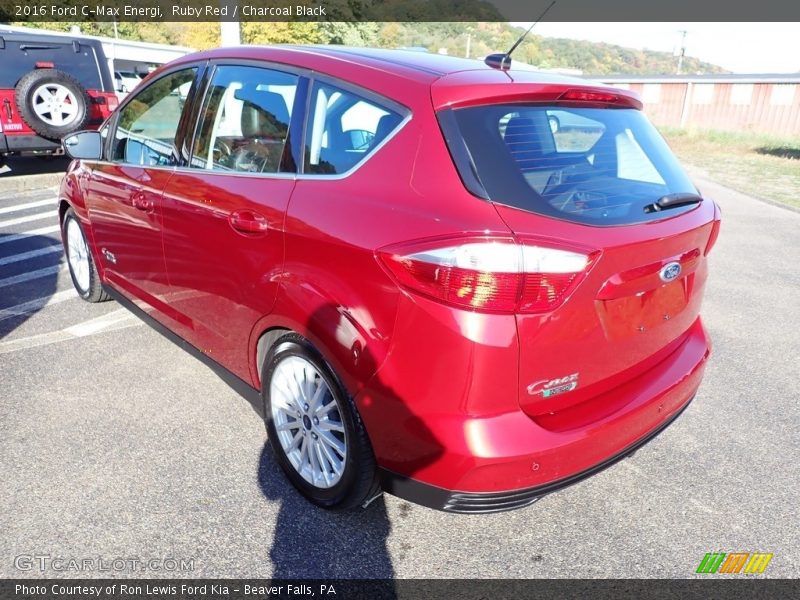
left=659, top=261, right=682, bottom=282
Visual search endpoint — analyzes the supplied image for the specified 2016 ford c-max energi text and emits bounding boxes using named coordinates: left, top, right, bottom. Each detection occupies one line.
left=59, top=46, right=720, bottom=513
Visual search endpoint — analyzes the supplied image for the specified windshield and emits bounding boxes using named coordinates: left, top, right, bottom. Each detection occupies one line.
left=446, top=104, right=699, bottom=225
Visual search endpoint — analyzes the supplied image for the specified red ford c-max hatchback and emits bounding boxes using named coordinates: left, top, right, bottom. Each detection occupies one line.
left=59, top=46, right=719, bottom=513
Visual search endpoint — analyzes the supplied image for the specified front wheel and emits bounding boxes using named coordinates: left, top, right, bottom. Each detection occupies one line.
left=62, top=208, right=110, bottom=303
left=263, top=333, right=379, bottom=510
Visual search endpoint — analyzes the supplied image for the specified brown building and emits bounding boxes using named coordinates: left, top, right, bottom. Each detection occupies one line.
left=597, top=74, right=800, bottom=136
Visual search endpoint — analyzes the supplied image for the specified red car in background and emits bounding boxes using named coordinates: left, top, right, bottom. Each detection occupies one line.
left=59, top=46, right=719, bottom=513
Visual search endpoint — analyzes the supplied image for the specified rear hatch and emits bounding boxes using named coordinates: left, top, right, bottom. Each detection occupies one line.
left=436, top=77, right=719, bottom=417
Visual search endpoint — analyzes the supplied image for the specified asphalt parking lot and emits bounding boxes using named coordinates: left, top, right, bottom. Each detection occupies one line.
left=0, top=166, right=797, bottom=579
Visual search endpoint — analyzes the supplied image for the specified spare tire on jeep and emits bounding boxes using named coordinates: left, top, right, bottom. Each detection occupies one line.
left=14, top=69, right=92, bottom=140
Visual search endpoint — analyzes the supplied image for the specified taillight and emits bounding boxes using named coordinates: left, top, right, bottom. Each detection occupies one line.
left=557, top=88, right=642, bottom=109
left=89, top=92, right=119, bottom=113
left=705, top=202, right=722, bottom=255
left=377, top=237, right=596, bottom=314
left=559, top=89, right=620, bottom=103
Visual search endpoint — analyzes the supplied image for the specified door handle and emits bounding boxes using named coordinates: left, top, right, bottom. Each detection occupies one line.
left=229, top=209, right=268, bottom=235
left=131, top=193, right=154, bottom=212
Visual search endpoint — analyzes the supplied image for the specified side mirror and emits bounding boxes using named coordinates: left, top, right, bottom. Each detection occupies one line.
left=63, top=131, right=103, bottom=161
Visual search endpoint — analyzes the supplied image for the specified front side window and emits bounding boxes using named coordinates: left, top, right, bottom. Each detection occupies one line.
left=303, top=82, right=404, bottom=175
left=191, top=65, right=298, bottom=174
left=112, top=68, right=196, bottom=166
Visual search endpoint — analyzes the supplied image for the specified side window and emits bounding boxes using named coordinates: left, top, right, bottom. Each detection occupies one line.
left=191, top=65, right=298, bottom=174
left=304, top=82, right=404, bottom=175
left=112, top=68, right=196, bottom=166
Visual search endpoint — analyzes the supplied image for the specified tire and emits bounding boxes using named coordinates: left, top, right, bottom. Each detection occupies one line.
left=62, top=208, right=110, bottom=303
left=15, top=69, right=91, bottom=140
left=263, top=333, right=379, bottom=510
left=548, top=114, right=560, bottom=134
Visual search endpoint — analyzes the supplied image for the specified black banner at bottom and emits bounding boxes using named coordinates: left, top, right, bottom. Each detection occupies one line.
left=1, top=579, right=798, bottom=600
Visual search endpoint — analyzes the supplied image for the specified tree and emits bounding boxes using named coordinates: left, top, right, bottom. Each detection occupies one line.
left=241, top=22, right=322, bottom=45
left=320, top=22, right=380, bottom=46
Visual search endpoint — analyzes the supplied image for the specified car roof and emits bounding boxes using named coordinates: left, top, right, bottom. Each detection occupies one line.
left=163, top=45, right=641, bottom=110
left=185, top=45, right=591, bottom=84
left=289, top=46, right=490, bottom=77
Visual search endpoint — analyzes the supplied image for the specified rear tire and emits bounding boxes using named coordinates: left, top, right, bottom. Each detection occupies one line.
left=62, top=208, right=110, bottom=303
left=15, top=69, right=91, bottom=140
left=263, top=333, right=379, bottom=510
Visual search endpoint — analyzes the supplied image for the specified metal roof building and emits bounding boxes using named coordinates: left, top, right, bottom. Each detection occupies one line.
left=596, top=74, right=800, bottom=135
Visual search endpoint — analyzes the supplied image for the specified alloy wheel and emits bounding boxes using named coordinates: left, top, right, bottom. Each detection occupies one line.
left=269, top=355, right=348, bottom=489
left=31, top=83, right=80, bottom=127
left=66, top=217, right=90, bottom=292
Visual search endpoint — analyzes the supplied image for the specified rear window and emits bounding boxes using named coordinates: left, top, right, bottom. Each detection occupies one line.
left=303, top=81, right=404, bottom=176
left=446, top=105, right=699, bottom=225
left=0, top=40, right=104, bottom=90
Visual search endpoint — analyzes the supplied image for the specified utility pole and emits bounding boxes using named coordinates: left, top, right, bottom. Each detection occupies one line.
left=676, top=30, right=688, bottom=74
left=465, top=32, right=472, bottom=59
left=220, top=0, right=241, bottom=46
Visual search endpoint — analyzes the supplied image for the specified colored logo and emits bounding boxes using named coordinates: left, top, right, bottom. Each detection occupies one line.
left=696, top=552, right=773, bottom=574
left=659, top=261, right=682, bottom=282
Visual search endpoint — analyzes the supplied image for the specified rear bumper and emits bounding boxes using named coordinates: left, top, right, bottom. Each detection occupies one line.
left=380, top=394, right=694, bottom=513
left=368, top=315, right=710, bottom=512
left=1, top=133, right=62, bottom=154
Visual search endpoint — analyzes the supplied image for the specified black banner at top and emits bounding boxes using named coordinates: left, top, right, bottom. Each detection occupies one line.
left=2, top=0, right=800, bottom=22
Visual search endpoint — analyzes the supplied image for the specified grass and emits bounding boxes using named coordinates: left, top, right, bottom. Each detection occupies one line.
left=660, top=127, right=800, bottom=210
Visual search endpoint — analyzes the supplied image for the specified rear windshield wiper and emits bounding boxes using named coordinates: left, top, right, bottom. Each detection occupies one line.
left=19, top=44, right=60, bottom=51
left=644, top=192, right=703, bottom=213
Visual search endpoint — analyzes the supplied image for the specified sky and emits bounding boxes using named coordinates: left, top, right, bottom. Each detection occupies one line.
left=512, top=22, right=800, bottom=73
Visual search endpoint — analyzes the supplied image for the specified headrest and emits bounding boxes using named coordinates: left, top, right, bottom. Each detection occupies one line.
left=238, top=89, right=290, bottom=138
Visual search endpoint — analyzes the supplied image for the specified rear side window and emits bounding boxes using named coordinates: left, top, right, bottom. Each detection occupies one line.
left=0, top=41, right=103, bottom=90
left=191, top=65, right=298, bottom=174
left=303, top=81, right=404, bottom=175
left=446, top=105, right=698, bottom=225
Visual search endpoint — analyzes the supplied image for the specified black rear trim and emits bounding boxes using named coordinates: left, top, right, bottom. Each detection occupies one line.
left=437, top=108, right=490, bottom=200
left=3, top=134, right=61, bottom=153
left=379, top=395, right=694, bottom=513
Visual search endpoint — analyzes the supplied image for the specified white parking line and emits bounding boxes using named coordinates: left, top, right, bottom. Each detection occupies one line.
left=0, top=244, right=62, bottom=266
left=0, top=308, right=140, bottom=355
left=0, top=264, right=65, bottom=289
left=0, top=225, right=61, bottom=245
left=0, top=289, right=76, bottom=321
left=0, top=210, right=57, bottom=228
left=0, top=198, right=56, bottom=215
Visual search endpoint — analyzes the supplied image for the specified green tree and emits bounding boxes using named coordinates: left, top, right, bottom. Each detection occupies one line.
left=241, top=22, right=322, bottom=45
